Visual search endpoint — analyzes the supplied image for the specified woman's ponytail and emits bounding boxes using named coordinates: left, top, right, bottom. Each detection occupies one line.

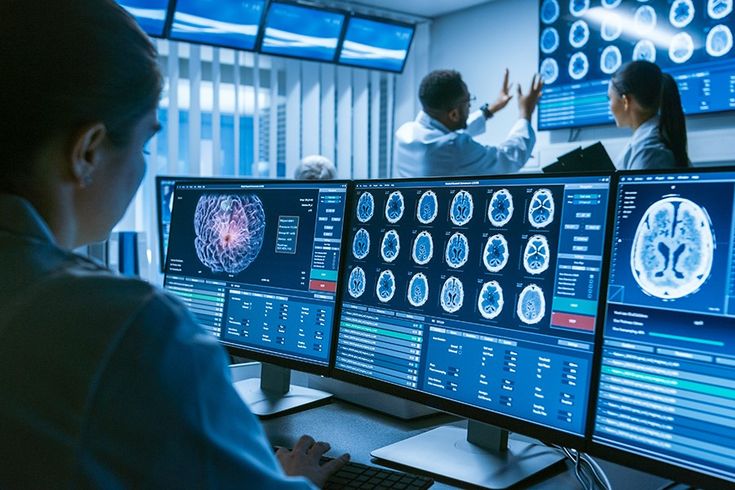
left=659, top=73, right=689, bottom=167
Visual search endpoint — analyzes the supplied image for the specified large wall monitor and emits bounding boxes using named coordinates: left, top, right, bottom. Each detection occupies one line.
left=592, top=168, right=735, bottom=489
left=117, top=0, right=171, bottom=37
left=537, top=0, right=735, bottom=130
left=169, top=0, right=266, bottom=50
left=337, top=15, right=415, bottom=73
left=259, top=1, right=346, bottom=62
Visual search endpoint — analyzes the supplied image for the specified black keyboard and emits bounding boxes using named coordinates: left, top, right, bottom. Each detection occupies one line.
left=321, top=457, right=433, bottom=489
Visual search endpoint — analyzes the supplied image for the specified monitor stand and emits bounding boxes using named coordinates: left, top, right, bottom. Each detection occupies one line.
left=233, top=363, right=332, bottom=419
left=371, top=420, right=565, bottom=489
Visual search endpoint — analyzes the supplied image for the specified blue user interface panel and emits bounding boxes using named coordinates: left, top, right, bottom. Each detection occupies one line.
left=169, top=0, right=265, bottom=50
left=336, top=175, right=612, bottom=436
left=593, top=170, right=735, bottom=484
left=260, top=2, right=346, bottom=62
left=338, top=16, right=415, bottom=73
left=163, top=181, right=347, bottom=367
left=538, top=0, right=735, bottom=130
left=117, top=0, right=170, bottom=37
left=157, top=177, right=176, bottom=269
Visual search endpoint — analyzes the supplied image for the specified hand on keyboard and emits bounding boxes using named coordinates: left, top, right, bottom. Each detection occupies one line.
left=276, top=434, right=351, bottom=488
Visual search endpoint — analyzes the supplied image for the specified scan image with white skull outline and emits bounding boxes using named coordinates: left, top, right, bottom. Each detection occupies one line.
left=376, top=269, right=396, bottom=303
left=483, top=234, right=510, bottom=273
left=356, top=191, right=374, bottom=223
left=517, top=284, right=546, bottom=325
left=381, top=229, right=401, bottom=263
left=348, top=266, right=366, bottom=298
left=407, top=272, right=429, bottom=307
left=523, top=235, right=551, bottom=275
left=478, top=281, right=504, bottom=320
left=412, top=230, right=434, bottom=265
left=440, top=276, right=465, bottom=313
left=352, top=228, right=370, bottom=260
left=450, top=189, right=474, bottom=226
left=488, top=188, right=514, bottom=227
left=445, top=232, right=469, bottom=269
left=417, top=190, right=439, bottom=224
left=385, top=191, right=405, bottom=224
left=528, top=188, right=555, bottom=228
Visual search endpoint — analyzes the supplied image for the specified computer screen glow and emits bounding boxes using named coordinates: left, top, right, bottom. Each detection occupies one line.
left=338, top=17, right=414, bottom=72
left=117, top=0, right=170, bottom=37
left=169, top=0, right=265, bottom=50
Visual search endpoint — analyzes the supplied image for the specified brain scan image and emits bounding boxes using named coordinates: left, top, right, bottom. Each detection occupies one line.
left=517, top=284, right=546, bottom=325
left=407, top=273, right=429, bottom=307
left=669, top=32, right=695, bottom=64
left=541, top=0, right=560, bottom=24
left=569, top=52, right=589, bottom=81
left=352, top=228, right=370, bottom=260
left=633, top=40, right=657, bottom=62
left=483, top=234, right=510, bottom=273
left=489, top=188, right=514, bottom=227
left=348, top=266, right=366, bottom=298
left=670, top=0, right=695, bottom=28
left=357, top=192, right=374, bottom=223
left=445, top=232, right=469, bottom=269
left=412, top=231, right=434, bottom=265
left=417, top=190, right=439, bottom=224
left=601, top=14, right=623, bottom=41
left=569, top=0, right=589, bottom=17
left=708, top=0, right=733, bottom=19
left=528, top=188, right=555, bottom=228
left=380, top=230, right=400, bottom=263
left=569, top=20, right=590, bottom=49
left=194, top=194, right=265, bottom=274
left=600, top=45, right=623, bottom=75
left=376, top=270, right=396, bottom=303
left=541, top=27, right=560, bottom=54
left=523, top=235, right=551, bottom=275
left=450, top=190, right=474, bottom=226
left=706, top=25, right=733, bottom=57
left=440, top=276, right=465, bottom=313
left=478, top=281, right=504, bottom=320
left=602, top=0, right=622, bottom=8
left=630, top=197, right=715, bottom=300
left=385, top=191, right=405, bottom=224
left=540, top=58, right=559, bottom=85
left=634, top=5, right=657, bottom=33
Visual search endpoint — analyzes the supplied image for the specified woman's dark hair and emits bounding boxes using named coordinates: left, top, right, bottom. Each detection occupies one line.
left=419, top=70, right=467, bottom=112
left=0, top=0, right=163, bottom=182
left=611, top=60, right=689, bottom=167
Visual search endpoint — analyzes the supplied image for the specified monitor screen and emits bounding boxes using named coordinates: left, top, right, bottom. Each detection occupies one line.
left=592, top=168, right=735, bottom=487
left=117, top=0, right=170, bottom=37
left=537, top=0, right=735, bottom=130
left=338, top=16, right=415, bottom=73
left=335, top=174, right=613, bottom=441
left=260, top=2, right=346, bottom=62
left=155, top=176, right=178, bottom=272
left=169, top=0, right=265, bottom=50
left=163, top=180, right=348, bottom=370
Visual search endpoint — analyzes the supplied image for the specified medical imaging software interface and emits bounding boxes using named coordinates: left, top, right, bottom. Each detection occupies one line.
left=163, top=181, right=347, bottom=366
left=169, top=0, right=266, bottom=50
left=338, top=17, right=414, bottom=72
left=117, top=0, right=170, bottom=37
left=593, top=171, right=735, bottom=484
left=337, top=175, right=611, bottom=436
left=538, top=0, right=735, bottom=130
left=158, top=178, right=176, bottom=267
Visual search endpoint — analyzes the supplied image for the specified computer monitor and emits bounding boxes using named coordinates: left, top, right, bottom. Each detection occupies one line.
left=155, top=176, right=177, bottom=272
left=168, top=0, right=266, bottom=51
left=116, top=0, right=171, bottom=38
left=591, top=167, right=735, bottom=489
left=337, top=15, right=415, bottom=73
left=163, top=179, right=349, bottom=416
left=333, top=173, right=614, bottom=488
left=259, top=1, right=346, bottom=62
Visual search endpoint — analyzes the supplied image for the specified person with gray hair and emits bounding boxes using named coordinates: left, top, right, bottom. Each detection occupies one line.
left=294, top=154, right=337, bottom=180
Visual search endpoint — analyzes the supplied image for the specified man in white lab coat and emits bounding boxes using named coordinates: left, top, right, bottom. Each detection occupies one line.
left=394, top=69, right=543, bottom=178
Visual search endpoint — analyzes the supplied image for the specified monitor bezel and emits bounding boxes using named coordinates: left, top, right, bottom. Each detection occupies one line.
left=329, top=171, right=618, bottom=450
left=164, top=177, right=352, bottom=377
left=587, top=165, right=735, bottom=489
left=336, top=13, right=416, bottom=74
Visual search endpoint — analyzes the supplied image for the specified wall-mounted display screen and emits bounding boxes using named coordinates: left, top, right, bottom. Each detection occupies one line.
left=117, top=0, right=170, bottom=37
left=260, top=2, right=346, bottom=62
left=538, top=0, right=735, bottom=130
left=338, top=16, right=415, bottom=73
left=169, top=0, right=265, bottom=50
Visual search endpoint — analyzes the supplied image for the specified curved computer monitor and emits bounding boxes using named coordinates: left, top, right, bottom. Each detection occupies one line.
left=332, top=172, right=615, bottom=487
left=337, top=14, right=415, bottom=73
left=116, top=0, right=172, bottom=38
left=590, top=167, right=735, bottom=489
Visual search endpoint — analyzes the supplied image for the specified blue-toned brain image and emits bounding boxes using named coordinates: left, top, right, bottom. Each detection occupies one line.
left=194, top=194, right=265, bottom=274
left=541, top=0, right=560, bottom=23
left=517, top=284, right=546, bottom=325
left=412, top=231, right=434, bottom=265
left=540, top=58, right=559, bottom=85
left=634, top=6, right=657, bottom=33
left=483, top=234, right=509, bottom=273
left=445, top=232, right=469, bottom=269
left=376, top=269, right=396, bottom=303
left=669, top=32, right=694, bottom=64
left=380, top=229, right=400, bottom=263
left=630, top=197, right=715, bottom=300
left=670, top=0, right=695, bottom=28
left=708, top=0, right=733, bottom=19
left=602, top=0, right=622, bottom=8
left=488, top=188, right=514, bottom=227
left=633, top=40, right=657, bottom=62
left=357, top=192, right=374, bottom=223
left=541, top=28, right=560, bottom=54
left=407, top=273, right=429, bottom=307
left=569, top=20, right=589, bottom=49
left=348, top=266, right=366, bottom=298
left=478, top=281, right=504, bottom=320
left=569, top=0, right=589, bottom=17
left=352, top=228, right=370, bottom=260
left=523, top=235, right=551, bottom=275
left=528, top=188, right=555, bottom=228
left=706, top=25, right=733, bottom=57
left=385, top=191, right=405, bottom=223
left=440, top=276, right=465, bottom=313
left=417, top=190, right=438, bottom=224
left=601, top=14, right=623, bottom=42
left=569, top=52, right=589, bottom=81
left=450, top=190, right=474, bottom=226
left=600, top=45, right=622, bottom=75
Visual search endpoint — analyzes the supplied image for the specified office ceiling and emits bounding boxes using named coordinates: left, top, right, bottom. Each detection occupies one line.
left=357, top=0, right=493, bottom=19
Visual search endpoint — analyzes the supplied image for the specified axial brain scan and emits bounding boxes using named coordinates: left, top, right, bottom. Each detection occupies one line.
left=630, top=197, right=715, bottom=300
left=445, top=232, right=469, bottom=269
left=541, top=27, right=560, bottom=54
left=541, top=0, right=560, bottom=23
left=600, top=45, right=622, bottom=75
left=450, top=190, right=474, bottom=226
left=408, top=273, right=429, bottom=307
left=357, top=191, right=374, bottom=223
left=440, top=276, right=465, bottom=313
left=524, top=235, right=551, bottom=275
left=706, top=24, right=733, bottom=57
left=417, top=190, right=439, bottom=224
left=478, top=281, right=504, bottom=320
left=517, top=284, right=546, bottom=325
left=569, top=0, right=589, bottom=17
left=385, top=191, right=405, bottom=223
left=569, top=52, right=589, bottom=81
left=569, top=20, right=590, bottom=49
left=634, top=5, right=657, bottom=33
left=381, top=229, right=400, bottom=263
left=483, top=234, right=510, bottom=273
left=669, top=32, right=695, bottom=64
left=670, top=0, right=695, bottom=28
left=488, top=188, right=514, bottom=227
left=528, top=188, right=555, bottom=228
left=708, top=0, right=733, bottom=19
left=412, top=231, right=434, bottom=265
left=348, top=266, right=366, bottom=298
left=194, top=194, right=265, bottom=274
left=633, top=39, right=657, bottom=63
left=540, top=58, right=559, bottom=85
left=376, top=269, right=396, bottom=302
left=352, top=228, right=370, bottom=260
